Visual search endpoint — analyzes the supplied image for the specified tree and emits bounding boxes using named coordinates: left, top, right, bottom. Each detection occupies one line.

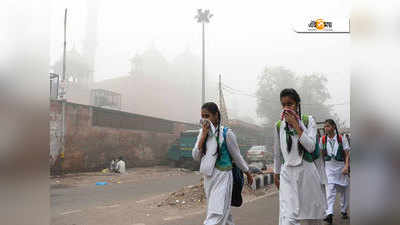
left=297, top=73, right=332, bottom=123
left=256, top=66, right=334, bottom=126
left=256, top=66, right=297, bottom=125
left=332, top=112, right=349, bottom=132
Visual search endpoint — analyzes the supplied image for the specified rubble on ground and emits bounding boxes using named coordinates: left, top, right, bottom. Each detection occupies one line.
left=176, top=168, right=191, bottom=173
left=158, top=179, right=205, bottom=209
left=158, top=176, right=265, bottom=209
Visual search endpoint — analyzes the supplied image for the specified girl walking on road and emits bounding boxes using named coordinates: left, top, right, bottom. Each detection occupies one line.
left=273, top=88, right=325, bottom=225
left=193, top=102, right=253, bottom=225
left=321, top=119, right=351, bottom=224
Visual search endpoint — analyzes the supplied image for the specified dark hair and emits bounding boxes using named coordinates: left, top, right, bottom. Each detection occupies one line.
left=201, top=102, right=221, bottom=159
left=280, top=88, right=303, bottom=154
left=346, top=133, right=351, bottom=145
left=325, top=119, right=339, bottom=137
left=119, top=156, right=123, bottom=161
left=280, top=88, right=302, bottom=116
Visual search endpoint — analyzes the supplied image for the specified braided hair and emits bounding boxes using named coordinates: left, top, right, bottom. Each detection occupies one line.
left=201, top=102, right=222, bottom=159
left=280, top=88, right=305, bottom=155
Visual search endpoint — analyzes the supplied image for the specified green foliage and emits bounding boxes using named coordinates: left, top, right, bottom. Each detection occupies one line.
left=256, top=66, right=333, bottom=125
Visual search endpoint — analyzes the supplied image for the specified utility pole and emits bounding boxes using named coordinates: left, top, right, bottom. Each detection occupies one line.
left=60, top=8, right=68, bottom=176
left=195, top=9, right=213, bottom=105
left=219, top=74, right=229, bottom=126
left=61, top=8, right=67, bottom=95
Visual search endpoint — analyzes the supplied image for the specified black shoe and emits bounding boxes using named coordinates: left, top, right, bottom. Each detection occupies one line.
left=341, top=212, right=349, bottom=219
left=324, top=214, right=333, bottom=224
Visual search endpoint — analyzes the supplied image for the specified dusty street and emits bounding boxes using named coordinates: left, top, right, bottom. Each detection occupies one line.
left=51, top=166, right=201, bottom=225
left=51, top=166, right=350, bottom=225
left=162, top=192, right=350, bottom=225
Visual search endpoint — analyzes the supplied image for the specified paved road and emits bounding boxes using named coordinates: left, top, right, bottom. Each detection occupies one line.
left=163, top=193, right=350, bottom=225
left=51, top=173, right=200, bottom=216
left=163, top=193, right=280, bottom=225
left=52, top=172, right=350, bottom=225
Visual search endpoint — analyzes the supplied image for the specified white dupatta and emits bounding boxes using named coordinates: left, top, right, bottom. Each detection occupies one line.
left=198, top=123, right=224, bottom=177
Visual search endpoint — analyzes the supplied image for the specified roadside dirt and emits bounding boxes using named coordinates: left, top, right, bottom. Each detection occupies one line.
left=50, top=166, right=193, bottom=188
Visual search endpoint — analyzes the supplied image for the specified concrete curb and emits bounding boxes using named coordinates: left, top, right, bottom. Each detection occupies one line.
left=250, top=173, right=274, bottom=190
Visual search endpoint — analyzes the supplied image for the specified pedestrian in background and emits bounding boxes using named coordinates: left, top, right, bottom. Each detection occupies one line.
left=110, top=158, right=117, bottom=173
left=321, top=119, right=351, bottom=224
left=116, top=156, right=126, bottom=174
left=55, top=151, right=65, bottom=177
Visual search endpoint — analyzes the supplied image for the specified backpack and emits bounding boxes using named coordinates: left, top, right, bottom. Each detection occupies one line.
left=276, top=114, right=320, bottom=163
left=222, top=127, right=244, bottom=207
left=321, top=135, right=345, bottom=162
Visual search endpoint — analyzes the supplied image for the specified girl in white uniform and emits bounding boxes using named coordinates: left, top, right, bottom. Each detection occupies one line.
left=320, top=119, right=350, bottom=224
left=192, top=102, right=253, bottom=225
left=274, top=88, right=325, bottom=225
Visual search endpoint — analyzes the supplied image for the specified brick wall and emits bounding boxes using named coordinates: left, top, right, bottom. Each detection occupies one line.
left=49, top=100, right=63, bottom=166
left=50, top=100, right=198, bottom=173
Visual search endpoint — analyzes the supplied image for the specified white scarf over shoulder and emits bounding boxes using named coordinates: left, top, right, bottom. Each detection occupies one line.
left=193, top=122, right=225, bottom=176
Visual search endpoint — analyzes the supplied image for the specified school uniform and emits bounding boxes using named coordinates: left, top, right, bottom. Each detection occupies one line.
left=320, top=134, right=350, bottom=216
left=314, top=143, right=329, bottom=214
left=274, top=115, right=325, bottom=225
left=193, top=125, right=249, bottom=225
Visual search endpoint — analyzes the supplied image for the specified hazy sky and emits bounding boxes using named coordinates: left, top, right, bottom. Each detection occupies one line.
left=50, top=0, right=350, bottom=125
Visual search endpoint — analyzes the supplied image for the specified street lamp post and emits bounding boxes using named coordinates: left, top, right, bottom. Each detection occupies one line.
left=195, top=9, right=213, bottom=105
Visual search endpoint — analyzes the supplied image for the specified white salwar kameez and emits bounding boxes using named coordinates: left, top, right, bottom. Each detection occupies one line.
left=313, top=151, right=328, bottom=218
left=319, top=135, right=350, bottom=215
left=274, top=116, right=325, bottom=225
left=193, top=126, right=249, bottom=225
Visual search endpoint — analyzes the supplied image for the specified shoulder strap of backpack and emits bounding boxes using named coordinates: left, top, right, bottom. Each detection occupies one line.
left=337, top=134, right=343, bottom=144
left=223, top=127, right=237, bottom=164
left=313, top=135, right=320, bottom=159
left=301, top=114, right=309, bottom=128
left=275, top=121, right=285, bottom=164
left=223, top=127, right=228, bottom=140
left=276, top=120, right=281, bottom=134
left=335, top=134, right=345, bottom=161
left=322, top=135, right=326, bottom=144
